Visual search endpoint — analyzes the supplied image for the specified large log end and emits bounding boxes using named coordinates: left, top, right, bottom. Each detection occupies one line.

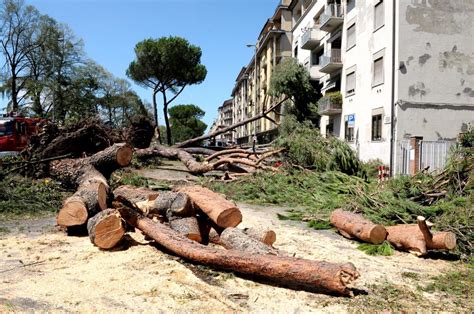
left=116, top=144, right=133, bottom=167
left=431, top=232, right=457, bottom=250
left=87, top=208, right=125, bottom=249
left=57, top=196, right=88, bottom=227
left=217, top=207, right=243, bottom=228
left=369, top=225, right=388, bottom=245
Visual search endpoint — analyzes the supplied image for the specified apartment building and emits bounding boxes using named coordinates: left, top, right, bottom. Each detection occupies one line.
left=231, top=0, right=293, bottom=144
left=291, top=0, right=473, bottom=174
left=212, top=99, right=234, bottom=145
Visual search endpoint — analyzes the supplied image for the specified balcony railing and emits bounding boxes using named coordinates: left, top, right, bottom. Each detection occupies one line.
left=319, top=49, right=342, bottom=73
left=318, top=92, right=342, bottom=116
left=301, top=27, right=323, bottom=50
left=320, top=4, right=344, bottom=32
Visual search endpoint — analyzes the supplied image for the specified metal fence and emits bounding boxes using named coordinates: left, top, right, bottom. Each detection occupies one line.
left=397, top=139, right=456, bottom=175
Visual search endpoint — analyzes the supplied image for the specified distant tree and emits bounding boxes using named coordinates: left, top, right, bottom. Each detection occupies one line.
left=168, top=104, right=207, bottom=144
left=269, top=58, right=319, bottom=124
left=127, top=36, right=207, bottom=145
left=0, top=0, right=42, bottom=112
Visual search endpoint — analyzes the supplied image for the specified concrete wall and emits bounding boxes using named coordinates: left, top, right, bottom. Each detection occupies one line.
left=396, top=0, right=474, bottom=142
left=336, top=0, right=394, bottom=164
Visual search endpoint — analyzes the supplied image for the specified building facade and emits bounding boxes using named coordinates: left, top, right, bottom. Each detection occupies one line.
left=291, top=0, right=473, bottom=173
left=222, top=0, right=473, bottom=173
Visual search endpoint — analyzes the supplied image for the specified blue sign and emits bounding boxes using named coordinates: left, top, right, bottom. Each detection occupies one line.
left=348, top=114, right=355, bottom=127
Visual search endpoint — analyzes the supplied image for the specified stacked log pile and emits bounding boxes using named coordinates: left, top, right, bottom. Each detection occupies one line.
left=46, top=144, right=360, bottom=296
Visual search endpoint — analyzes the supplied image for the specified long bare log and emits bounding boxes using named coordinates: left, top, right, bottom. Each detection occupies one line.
left=113, top=197, right=360, bottom=296
left=205, top=149, right=252, bottom=162
left=175, top=97, right=289, bottom=148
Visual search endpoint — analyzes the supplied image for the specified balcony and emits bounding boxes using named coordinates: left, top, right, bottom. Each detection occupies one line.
left=319, top=49, right=342, bottom=73
left=303, top=57, right=323, bottom=80
left=318, top=92, right=342, bottom=116
left=320, top=4, right=344, bottom=32
left=301, top=27, right=324, bottom=50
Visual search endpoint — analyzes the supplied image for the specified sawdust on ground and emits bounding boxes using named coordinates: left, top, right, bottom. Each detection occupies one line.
left=0, top=203, right=471, bottom=313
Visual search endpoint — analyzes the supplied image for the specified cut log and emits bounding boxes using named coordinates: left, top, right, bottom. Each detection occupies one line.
left=243, top=227, right=277, bottom=246
left=135, top=192, right=193, bottom=217
left=113, top=197, right=360, bottom=296
left=113, top=185, right=159, bottom=204
left=208, top=228, right=221, bottom=245
left=176, top=186, right=242, bottom=228
left=219, top=228, right=278, bottom=255
left=87, top=208, right=125, bottom=249
left=50, top=143, right=132, bottom=227
left=57, top=182, right=108, bottom=226
left=330, top=209, right=387, bottom=244
left=169, top=216, right=202, bottom=243
left=386, top=216, right=457, bottom=256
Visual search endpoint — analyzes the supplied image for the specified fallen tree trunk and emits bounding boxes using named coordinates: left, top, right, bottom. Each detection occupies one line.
left=135, top=191, right=193, bottom=218
left=386, top=216, right=457, bottom=256
left=50, top=143, right=132, bottom=227
left=176, top=186, right=242, bottom=228
left=87, top=208, right=125, bottom=249
left=330, top=209, right=387, bottom=244
left=114, top=197, right=360, bottom=296
left=175, top=97, right=289, bottom=148
left=169, top=216, right=202, bottom=243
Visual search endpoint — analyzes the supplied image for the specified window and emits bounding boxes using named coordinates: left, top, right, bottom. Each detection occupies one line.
left=294, top=43, right=298, bottom=59
left=344, top=115, right=354, bottom=142
left=373, top=57, right=384, bottom=86
left=312, top=49, right=324, bottom=65
left=346, top=23, right=356, bottom=50
left=374, top=0, right=384, bottom=30
left=371, top=114, right=382, bottom=141
left=346, top=70, right=356, bottom=95
left=347, top=0, right=355, bottom=13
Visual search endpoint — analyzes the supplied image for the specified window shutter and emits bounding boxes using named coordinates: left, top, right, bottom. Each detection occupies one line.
left=347, top=24, right=356, bottom=48
left=346, top=71, right=356, bottom=94
left=373, top=57, right=384, bottom=85
left=374, top=1, right=384, bottom=29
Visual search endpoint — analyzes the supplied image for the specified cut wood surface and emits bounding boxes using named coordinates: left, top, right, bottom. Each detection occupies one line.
left=219, top=228, right=279, bottom=255
left=330, top=209, right=387, bottom=244
left=113, top=185, right=159, bottom=204
left=386, top=216, right=456, bottom=256
left=89, top=143, right=133, bottom=176
left=114, top=197, right=360, bottom=296
left=243, top=227, right=277, bottom=246
left=87, top=208, right=125, bottom=249
left=176, top=186, right=242, bottom=228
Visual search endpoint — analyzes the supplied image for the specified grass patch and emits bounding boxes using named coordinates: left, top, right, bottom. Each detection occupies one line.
left=203, top=168, right=473, bottom=259
left=0, top=175, right=69, bottom=218
left=0, top=226, right=10, bottom=234
left=422, top=268, right=474, bottom=297
left=110, top=170, right=150, bottom=189
left=401, top=272, right=420, bottom=280
left=357, top=241, right=394, bottom=256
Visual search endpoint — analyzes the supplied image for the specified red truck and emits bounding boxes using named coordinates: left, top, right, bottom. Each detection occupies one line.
left=0, top=114, right=44, bottom=156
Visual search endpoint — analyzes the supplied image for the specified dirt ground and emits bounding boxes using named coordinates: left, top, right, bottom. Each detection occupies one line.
left=1, top=201, right=471, bottom=313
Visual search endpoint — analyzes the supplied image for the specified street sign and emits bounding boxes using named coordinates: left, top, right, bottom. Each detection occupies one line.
left=347, top=114, right=355, bottom=127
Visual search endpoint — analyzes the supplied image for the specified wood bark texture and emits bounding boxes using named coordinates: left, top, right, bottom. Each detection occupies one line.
left=219, top=228, right=279, bottom=255
left=243, top=227, right=277, bottom=246
left=330, top=209, right=387, bottom=244
left=113, top=197, right=360, bottom=296
left=113, top=185, right=159, bottom=204
left=175, top=186, right=242, bottom=228
left=87, top=208, right=125, bottom=249
left=169, top=216, right=202, bottom=243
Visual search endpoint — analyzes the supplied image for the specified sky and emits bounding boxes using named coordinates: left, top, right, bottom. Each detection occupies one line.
left=25, top=0, right=279, bottom=128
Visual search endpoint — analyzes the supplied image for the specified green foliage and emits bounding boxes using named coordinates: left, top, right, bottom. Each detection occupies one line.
left=110, top=170, right=150, bottom=190
left=0, top=175, right=68, bottom=218
left=204, top=166, right=473, bottom=258
left=318, top=91, right=342, bottom=106
left=357, top=241, right=394, bottom=256
left=127, top=36, right=207, bottom=145
left=275, top=116, right=367, bottom=178
left=269, top=58, right=319, bottom=124
left=169, top=104, right=207, bottom=144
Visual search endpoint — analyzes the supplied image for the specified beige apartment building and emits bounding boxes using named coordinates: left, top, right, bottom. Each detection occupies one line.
left=211, top=99, right=234, bottom=145
left=232, top=0, right=293, bottom=144
left=224, top=0, right=473, bottom=174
